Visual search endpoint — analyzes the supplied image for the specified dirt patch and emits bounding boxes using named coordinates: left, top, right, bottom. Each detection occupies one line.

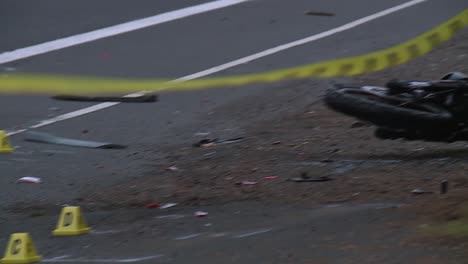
left=68, top=29, right=468, bottom=258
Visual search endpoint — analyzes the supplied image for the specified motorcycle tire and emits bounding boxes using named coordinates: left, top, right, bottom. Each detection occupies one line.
left=325, top=87, right=455, bottom=129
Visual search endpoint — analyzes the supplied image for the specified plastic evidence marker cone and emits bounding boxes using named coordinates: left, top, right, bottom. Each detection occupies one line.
left=1, top=233, right=42, bottom=264
left=0, top=131, right=13, bottom=153
left=52, top=206, right=91, bottom=236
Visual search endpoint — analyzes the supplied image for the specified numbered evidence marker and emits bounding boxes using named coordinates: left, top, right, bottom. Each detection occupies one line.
left=1, top=233, right=42, bottom=264
left=52, top=206, right=91, bottom=236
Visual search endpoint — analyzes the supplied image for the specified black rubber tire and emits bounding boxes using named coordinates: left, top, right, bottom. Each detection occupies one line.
left=324, top=88, right=455, bottom=129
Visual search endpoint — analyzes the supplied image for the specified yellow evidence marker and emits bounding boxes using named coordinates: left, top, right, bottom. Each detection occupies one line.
left=52, top=206, right=91, bottom=236
left=1, top=233, right=42, bottom=264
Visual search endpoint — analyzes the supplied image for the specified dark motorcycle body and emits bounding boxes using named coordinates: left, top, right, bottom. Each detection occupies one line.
left=324, top=72, right=468, bottom=142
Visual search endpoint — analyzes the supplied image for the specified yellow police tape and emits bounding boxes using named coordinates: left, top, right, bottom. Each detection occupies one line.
left=1, top=9, right=467, bottom=95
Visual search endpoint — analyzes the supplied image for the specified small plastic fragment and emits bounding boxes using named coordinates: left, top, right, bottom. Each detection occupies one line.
left=237, top=181, right=258, bottom=185
left=17, top=177, right=42, bottom=184
left=160, top=203, right=178, bottom=209
left=411, top=188, right=433, bottom=195
left=166, top=166, right=179, bottom=171
left=194, top=211, right=208, bottom=218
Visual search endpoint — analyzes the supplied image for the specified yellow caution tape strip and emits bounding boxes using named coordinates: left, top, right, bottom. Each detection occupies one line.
left=1, top=9, right=467, bottom=95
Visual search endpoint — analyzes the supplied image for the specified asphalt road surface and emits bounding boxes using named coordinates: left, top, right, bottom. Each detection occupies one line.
left=1, top=0, right=467, bottom=263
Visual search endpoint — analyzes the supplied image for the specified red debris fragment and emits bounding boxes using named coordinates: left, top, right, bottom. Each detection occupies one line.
left=145, top=203, right=160, bottom=209
left=194, top=211, right=208, bottom=217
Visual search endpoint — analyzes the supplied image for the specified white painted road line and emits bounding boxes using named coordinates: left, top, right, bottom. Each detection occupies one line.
left=233, top=229, right=272, bottom=238
left=0, top=0, right=250, bottom=64
left=43, top=255, right=163, bottom=263
left=178, top=0, right=427, bottom=81
left=6, top=0, right=426, bottom=137
left=175, top=233, right=204, bottom=240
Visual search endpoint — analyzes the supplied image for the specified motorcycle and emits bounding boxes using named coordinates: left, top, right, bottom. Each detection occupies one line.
left=324, top=72, right=468, bottom=142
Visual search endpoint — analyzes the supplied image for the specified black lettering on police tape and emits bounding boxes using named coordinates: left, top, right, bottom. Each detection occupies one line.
left=311, top=67, right=327, bottom=76
left=448, top=19, right=463, bottom=34
left=364, top=58, right=378, bottom=71
left=283, top=71, right=301, bottom=79
left=338, top=63, right=354, bottom=75
left=386, top=52, right=400, bottom=66
left=426, top=33, right=442, bottom=48
left=407, top=44, right=421, bottom=58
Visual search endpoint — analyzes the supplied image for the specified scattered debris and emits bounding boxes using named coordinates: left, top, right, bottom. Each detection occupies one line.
left=51, top=94, right=157, bottom=103
left=81, top=130, right=89, bottom=134
left=440, top=180, right=449, bottom=194
left=193, top=137, right=246, bottom=147
left=288, top=172, right=333, bottom=182
left=272, top=141, right=281, bottom=145
left=17, top=177, right=42, bottom=184
left=411, top=188, right=433, bottom=195
left=41, top=149, right=75, bottom=155
left=24, top=131, right=127, bottom=149
left=237, top=180, right=258, bottom=185
left=262, top=176, right=278, bottom=180
left=304, top=10, right=335, bottom=16
left=194, top=132, right=211, bottom=136
left=160, top=203, right=177, bottom=209
left=193, top=139, right=218, bottom=148
left=204, top=223, right=212, bottom=227
left=166, top=166, right=179, bottom=172
left=194, top=211, right=208, bottom=218
left=145, top=203, right=160, bottom=209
